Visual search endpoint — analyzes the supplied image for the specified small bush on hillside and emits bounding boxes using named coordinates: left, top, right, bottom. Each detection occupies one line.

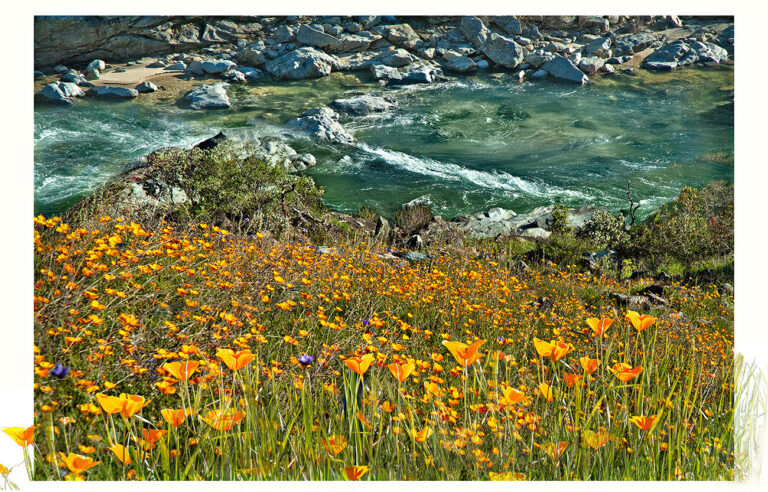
left=631, top=180, right=733, bottom=269
left=578, top=209, right=631, bottom=253
left=154, top=143, right=325, bottom=234
left=356, top=205, right=378, bottom=222
left=395, top=203, right=434, bottom=236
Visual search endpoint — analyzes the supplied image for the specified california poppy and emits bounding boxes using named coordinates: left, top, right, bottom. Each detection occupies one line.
left=200, top=409, right=245, bottom=432
left=344, top=354, right=375, bottom=376
left=162, top=361, right=200, bottom=381
left=216, top=349, right=256, bottom=372
left=535, top=441, right=568, bottom=461
left=586, top=318, right=613, bottom=336
left=499, top=386, right=526, bottom=407
left=538, top=382, right=554, bottom=402
left=532, top=338, right=572, bottom=362
left=3, top=425, right=37, bottom=447
left=442, top=339, right=486, bottom=367
left=409, top=426, right=433, bottom=443
left=611, top=363, right=643, bottom=383
left=59, top=452, right=100, bottom=475
left=387, top=360, right=415, bottom=382
left=582, top=429, right=611, bottom=450
left=344, top=465, right=370, bottom=480
left=629, top=415, right=656, bottom=431
left=161, top=408, right=193, bottom=427
left=579, top=357, right=600, bottom=374
left=563, top=373, right=583, bottom=388
left=322, top=435, right=347, bottom=456
left=120, top=394, right=150, bottom=419
left=108, top=444, right=132, bottom=465
left=625, top=311, right=657, bottom=332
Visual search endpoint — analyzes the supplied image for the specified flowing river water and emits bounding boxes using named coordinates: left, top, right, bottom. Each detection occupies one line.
left=34, top=65, right=733, bottom=219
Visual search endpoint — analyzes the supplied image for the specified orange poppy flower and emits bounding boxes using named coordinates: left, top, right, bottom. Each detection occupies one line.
left=322, top=435, right=347, bottom=456
left=216, top=349, right=256, bottom=372
left=59, top=452, right=100, bottom=475
left=120, top=394, right=150, bottom=419
left=629, top=415, right=656, bottom=431
left=344, top=354, right=376, bottom=376
left=563, top=373, right=583, bottom=388
left=586, top=318, right=613, bottom=336
left=3, top=425, right=37, bottom=447
left=535, top=441, right=568, bottom=461
left=162, top=361, right=200, bottom=381
left=424, top=381, right=444, bottom=398
left=95, top=394, right=124, bottom=415
left=579, top=357, right=600, bottom=374
left=161, top=408, right=193, bottom=427
left=134, top=428, right=167, bottom=451
left=108, top=444, right=132, bottom=465
left=409, top=426, right=433, bottom=443
left=499, top=386, right=526, bottom=407
left=538, top=382, right=554, bottom=401
left=387, top=360, right=415, bottom=382
left=380, top=400, right=395, bottom=412
left=532, top=338, right=572, bottom=362
left=582, top=429, right=611, bottom=450
left=625, top=311, right=658, bottom=332
left=611, top=363, right=643, bottom=383
left=344, top=465, right=370, bottom=481
left=442, top=339, right=486, bottom=367
left=200, top=409, right=245, bottom=432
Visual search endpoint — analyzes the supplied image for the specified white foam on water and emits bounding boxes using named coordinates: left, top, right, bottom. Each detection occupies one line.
left=357, top=143, right=593, bottom=201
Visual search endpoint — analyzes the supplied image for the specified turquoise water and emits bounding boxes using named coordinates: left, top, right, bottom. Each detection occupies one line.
left=34, top=66, right=733, bottom=218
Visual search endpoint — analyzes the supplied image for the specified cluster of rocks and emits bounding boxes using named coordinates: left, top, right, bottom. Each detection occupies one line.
left=35, top=59, right=160, bottom=104
left=35, top=16, right=734, bottom=100
left=453, top=204, right=604, bottom=240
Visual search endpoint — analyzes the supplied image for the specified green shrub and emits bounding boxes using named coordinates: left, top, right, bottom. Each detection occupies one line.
left=154, top=143, right=325, bottom=234
left=577, top=209, right=631, bottom=253
left=631, top=180, right=733, bottom=269
left=356, top=205, right=378, bottom=222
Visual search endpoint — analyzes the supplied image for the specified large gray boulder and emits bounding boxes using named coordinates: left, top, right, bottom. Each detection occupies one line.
left=613, top=33, right=657, bottom=56
left=369, top=62, right=401, bottom=81
left=495, top=17, right=522, bottom=35
left=274, top=25, right=296, bottom=44
left=284, top=107, right=354, bottom=144
left=378, top=48, right=418, bottom=67
left=460, top=16, right=489, bottom=48
left=87, top=59, right=106, bottom=72
left=331, top=95, right=394, bottom=116
left=296, top=24, right=342, bottom=50
left=35, top=81, right=85, bottom=105
left=443, top=53, right=478, bottom=73
left=481, top=33, right=525, bottom=69
left=381, top=24, right=421, bottom=49
left=265, top=47, right=336, bottom=80
left=586, top=37, right=612, bottom=57
left=578, top=56, right=605, bottom=75
left=87, top=85, right=139, bottom=98
left=135, top=81, right=158, bottom=93
left=642, top=40, right=690, bottom=70
left=184, top=82, right=230, bottom=110
left=200, top=59, right=237, bottom=74
left=541, top=55, right=589, bottom=84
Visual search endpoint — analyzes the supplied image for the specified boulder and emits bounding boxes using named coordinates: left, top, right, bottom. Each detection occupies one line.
left=135, top=81, right=159, bottom=92
left=235, top=48, right=267, bottom=66
left=87, top=59, right=106, bottom=72
left=578, top=56, right=605, bottom=75
left=35, top=81, right=84, bottom=105
left=525, top=49, right=556, bottom=67
left=381, top=24, right=421, bottom=49
left=379, top=48, right=418, bottom=67
left=296, top=24, right=342, bottom=50
left=369, top=62, right=401, bottom=81
left=224, top=70, right=247, bottom=83
left=586, top=37, right=612, bottom=57
left=164, top=61, right=187, bottom=70
left=643, top=40, right=690, bottom=70
left=284, top=107, right=354, bottom=144
left=579, top=16, right=610, bottom=32
left=331, top=95, right=395, bottom=116
left=34, top=70, right=45, bottom=79
left=200, top=59, right=237, bottom=74
left=54, top=65, right=68, bottom=73
left=541, top=55, right=589, bottom=84
left=274, top=25, right=296, bottom=44
left=613, top=33, right=656, bottom=56
left=443, top=53, right=478, bottom=73
left=86, top=86, right=139, bottom=98
left=481, top=33, right=525, bottom=69
left=184, top=82, right=230, bottom=110
left=265, top=47, right=337, bottom=80
left=460, top=16, right=489, bottom=49
left=498, top=17, right=522, bottom=35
